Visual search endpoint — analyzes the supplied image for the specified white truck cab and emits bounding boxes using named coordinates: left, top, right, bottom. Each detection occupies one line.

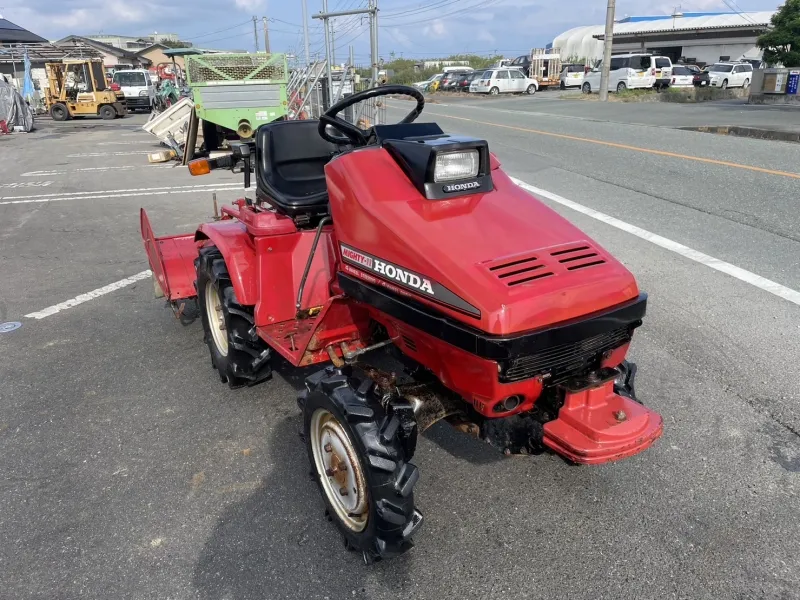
left=112, top=69, right=155, bottom=112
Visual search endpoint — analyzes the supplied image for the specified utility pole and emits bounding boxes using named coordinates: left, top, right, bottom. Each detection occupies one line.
left=369, top=0, right=379, bottom=86
left=252, top=15, right=259, bottom=53
left=598, top=0, right=616, bottom=102
left=369, top=0, right=379, bottom=87
left=262, top=17, right=271, bottom=53
left=331, top=19, right=336, bottom=67
left=301, top=0, right=311, bottom=65
left=321, top=0, right=333, bottom=104
left=313, top=1, right=379, bottom=107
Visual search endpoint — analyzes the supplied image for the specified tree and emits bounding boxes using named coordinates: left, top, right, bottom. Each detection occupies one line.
left=161, top=40, right=191, bottom=49
left=757, top=0, right=800, bottom=67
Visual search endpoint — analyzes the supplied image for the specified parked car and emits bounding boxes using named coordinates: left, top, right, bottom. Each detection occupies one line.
left=670, top=65, right=695, bottom=88
left=412, top=73, right=440, bottom=90
left=413, top=73, right=443, bottom=92
left=707, top=62, right=753, bottom=89
left=112, top=69, right=155, bottom=112
left=456, top=71, right=481, bottom=91
left=581, top=53, right=659, bottom=93
left=440, top=70, right=471, bottom=91
left=559, top=64, right=586, bottom=89
left=692, top=70, right=711, bottom=87
left=739, top=58, right=764, bottom=70
left=508, top=55, right=531, bottom=77
left=653, top=56, right=673, bottom=89
left=469, top=68, right=539, bottom=95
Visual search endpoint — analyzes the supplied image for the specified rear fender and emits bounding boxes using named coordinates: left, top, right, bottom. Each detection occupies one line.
left=140, top=208, right=197, bottom=300
left=195, top=221, right=257, bottom=306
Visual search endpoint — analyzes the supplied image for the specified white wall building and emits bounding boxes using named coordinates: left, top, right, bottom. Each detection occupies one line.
left=553, top=11, right=775, bottom=66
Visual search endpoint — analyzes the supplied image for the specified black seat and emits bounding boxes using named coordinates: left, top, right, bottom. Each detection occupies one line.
left=255, top=119, right=336, bottom=220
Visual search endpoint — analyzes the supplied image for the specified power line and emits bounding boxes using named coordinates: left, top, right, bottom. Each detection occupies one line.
left=183, top=19, right=252, bottom=41
left=334, top=24, right=368, bottom=53
left=195, top=31, right=254, bottom=46
left=382, top=0, right=462, bottom=19
left=720, top=0, right=758, bottom=26
left=380, top=0, right=502, bottom=27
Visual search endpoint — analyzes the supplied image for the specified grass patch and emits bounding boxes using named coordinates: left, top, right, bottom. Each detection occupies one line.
left=615, top=88, right=659, bottom=101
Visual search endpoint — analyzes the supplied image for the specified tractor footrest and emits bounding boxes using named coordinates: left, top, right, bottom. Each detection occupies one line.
left=543, top=379, right=663, bottom=465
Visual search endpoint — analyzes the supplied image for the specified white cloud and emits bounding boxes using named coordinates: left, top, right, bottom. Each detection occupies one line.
left=477, top=30, right=496, bottom=43
left=234, top=0, right=265, bottom=11
left=463, top=12, right=495, bottom=22
left=422, top=20, right=446, bottom=38
left=387, top=27, right=412, bottom=48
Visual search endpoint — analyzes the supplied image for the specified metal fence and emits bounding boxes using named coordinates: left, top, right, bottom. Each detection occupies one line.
left=287, top=62, right=385, bottom=127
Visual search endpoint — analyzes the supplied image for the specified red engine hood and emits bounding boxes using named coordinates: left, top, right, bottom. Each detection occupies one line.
left=327, top=147, right=639, bottom=336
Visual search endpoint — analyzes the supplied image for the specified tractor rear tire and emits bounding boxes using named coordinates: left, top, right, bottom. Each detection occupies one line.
left=50, top=103, right=69, bottom=121
left=99, top=105, right=116, bottom=120
left=195, top=246, right=272, bottom=388
left=300, top=367, right=423, bottom=563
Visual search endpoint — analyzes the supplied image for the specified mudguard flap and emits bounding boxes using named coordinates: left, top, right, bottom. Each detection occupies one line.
left=140, top=208, right=199, bottom=300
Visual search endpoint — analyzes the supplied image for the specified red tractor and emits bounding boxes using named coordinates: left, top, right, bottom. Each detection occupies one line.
left=140, top=85, right=662, bottom=562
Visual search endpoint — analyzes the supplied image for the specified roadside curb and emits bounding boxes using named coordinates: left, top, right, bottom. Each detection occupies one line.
left=679, top=125, right=800, bottom=143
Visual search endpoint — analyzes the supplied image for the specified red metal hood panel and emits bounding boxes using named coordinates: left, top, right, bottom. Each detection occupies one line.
left=327, top=147, right=639, bottom=336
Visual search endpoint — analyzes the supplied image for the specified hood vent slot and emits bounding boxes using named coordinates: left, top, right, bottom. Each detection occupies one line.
left=484, top=243, right=605, bottom=287
left=401, top=335, right=417, bottom=352
left=485, top=252, right=555, bottom=287
left=551, top=245, right=606, bottom=272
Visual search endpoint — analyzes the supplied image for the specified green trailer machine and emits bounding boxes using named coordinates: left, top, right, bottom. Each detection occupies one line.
left=185, top=52, right=289, bottom=150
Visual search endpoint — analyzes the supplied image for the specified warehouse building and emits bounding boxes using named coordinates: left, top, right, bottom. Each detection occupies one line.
left=553, top=11, right=775, bottom=66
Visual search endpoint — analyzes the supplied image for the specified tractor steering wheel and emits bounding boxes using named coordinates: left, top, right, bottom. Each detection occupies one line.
left=318, top=84, right=425, bottom=146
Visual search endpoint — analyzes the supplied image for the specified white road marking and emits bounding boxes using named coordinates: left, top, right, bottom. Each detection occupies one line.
left=66, top=151, right=154, bottom=157
left=97, top=141, right=159, bottom=146
left=0, top=181, right=53, bottom=188
left=25, top=270, right=153, bottom=320
left=511, top=177, right=800, bottom=307
left=0, top=183, right=242, bottom=204
left=21, top=166, right=176, bottom=177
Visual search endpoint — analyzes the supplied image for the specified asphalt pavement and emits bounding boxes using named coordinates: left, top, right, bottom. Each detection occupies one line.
left=1, top=100, right=799, bottom=600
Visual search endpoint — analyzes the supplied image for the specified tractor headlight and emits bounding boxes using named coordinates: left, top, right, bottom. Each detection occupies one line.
left=433, top=150, right=479, bottom=183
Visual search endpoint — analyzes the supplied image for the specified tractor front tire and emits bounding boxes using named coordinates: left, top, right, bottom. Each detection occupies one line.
left=50, top=103, right=69, bottom=121
left=300, top=367, right=423, bottom=563
left=196, top=246, right=271, bottom=388
left=99, top=105, right=116, bottom=120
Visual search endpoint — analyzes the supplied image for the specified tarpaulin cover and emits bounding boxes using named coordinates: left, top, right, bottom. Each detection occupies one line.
left=0, top=79, right=34, bottom=132
left=22, top=51, right=35, bottom=101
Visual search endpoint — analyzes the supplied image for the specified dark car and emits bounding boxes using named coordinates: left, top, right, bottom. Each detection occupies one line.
left=692, top=70, right=711, bottom=87
left=440, top=70, right=472, bottom=91
left=455, top=71, right=481, bottom=91
left=509, top=54, right=531, bottom=77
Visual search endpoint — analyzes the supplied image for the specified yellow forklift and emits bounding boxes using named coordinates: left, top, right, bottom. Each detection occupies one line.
left=44, top=59, right=127, bottom=121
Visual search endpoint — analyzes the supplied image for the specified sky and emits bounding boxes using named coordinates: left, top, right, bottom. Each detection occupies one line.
left=0, top=0, right=781, bottom=64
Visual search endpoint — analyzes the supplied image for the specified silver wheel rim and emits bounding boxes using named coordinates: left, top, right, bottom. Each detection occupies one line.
left=205, top=283, right=228, bottom=356
left=310, top=408, right=368, bottom=532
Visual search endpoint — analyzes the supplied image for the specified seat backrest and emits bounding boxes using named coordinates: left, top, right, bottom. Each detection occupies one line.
left=255, top=119, right=336, bottom=219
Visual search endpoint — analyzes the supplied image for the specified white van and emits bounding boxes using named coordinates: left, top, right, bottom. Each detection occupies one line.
left=112, top=69, right=155, bottom=112
left=469, top=68, right=538, bottom=95
left=442, top=66, right=473, bottom=73
left=582, top=54, right=661, bottom=93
